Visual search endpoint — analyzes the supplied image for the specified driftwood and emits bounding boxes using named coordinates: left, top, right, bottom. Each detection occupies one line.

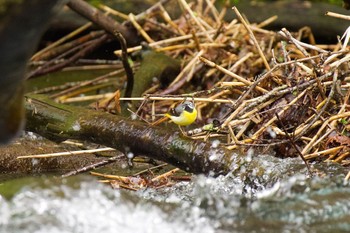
left=16, top=0, right=350, bottom=182
left=25, top=94, right=237, bottom=176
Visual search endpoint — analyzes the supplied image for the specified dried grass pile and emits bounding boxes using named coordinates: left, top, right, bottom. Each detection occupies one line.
left=110, top=1, right=350, bottom=166
left=30, top=1, right=350, bottom=172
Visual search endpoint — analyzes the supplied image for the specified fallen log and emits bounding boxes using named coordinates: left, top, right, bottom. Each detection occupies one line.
left=25, top=94, right=238, bottom=176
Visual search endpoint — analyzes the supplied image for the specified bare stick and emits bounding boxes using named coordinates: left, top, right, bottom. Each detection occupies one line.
left=67, top=0, right=137, bottom=44
left=17, top=147, right=116, bottom=159
left=232, top=6, right=270, bottom=71
left=51, top=69, right=124, bottom=99
left=326, top=11, right=350, bottom=21
left=114, top=31, right=134, bottom=99
left=26, top=34, right=110, bottom=79
left=178, top=0, right=213, bottom=42
left=275, top=113, right=312, bottom=176
left=61, top=153, right=125, bottom=178
left=128, top=13, right=155, bottom=43
left=31, top=22, right=93, bottom=61
left=199, top=56, right=268, bottom=93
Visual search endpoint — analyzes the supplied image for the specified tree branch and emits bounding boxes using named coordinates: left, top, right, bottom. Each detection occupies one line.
left=25, top=94, right=236, bottom=175
left=67, top=0, right=138, bottom=45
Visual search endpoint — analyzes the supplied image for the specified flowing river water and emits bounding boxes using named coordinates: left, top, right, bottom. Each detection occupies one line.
left=1, top=154, right=350, bottom=233
left=1, top=0, right=350, bottom=231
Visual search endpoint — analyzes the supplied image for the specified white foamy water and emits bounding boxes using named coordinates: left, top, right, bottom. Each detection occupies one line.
left=0, top=178, right=216, bottom=233
left=1, top=155, right=350, bottom=233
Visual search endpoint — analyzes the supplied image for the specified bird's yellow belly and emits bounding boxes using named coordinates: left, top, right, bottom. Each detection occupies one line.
left=166, top=109, right=197, bottom=126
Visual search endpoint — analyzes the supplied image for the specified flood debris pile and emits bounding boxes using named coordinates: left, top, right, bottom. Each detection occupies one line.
left=109, top=2, right=350, bottom=167
left=25, top=0, right=350, bottom=183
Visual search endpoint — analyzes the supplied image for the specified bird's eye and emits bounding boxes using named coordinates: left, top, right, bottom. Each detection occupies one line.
left=184, top=104, right=193, bottom=112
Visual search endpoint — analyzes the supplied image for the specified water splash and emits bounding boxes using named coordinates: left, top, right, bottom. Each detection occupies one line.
left=1, top=155, right=350, bottom=233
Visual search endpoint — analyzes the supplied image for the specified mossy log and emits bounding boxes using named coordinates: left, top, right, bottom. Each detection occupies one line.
left=25, top=94, right=237, bottom=176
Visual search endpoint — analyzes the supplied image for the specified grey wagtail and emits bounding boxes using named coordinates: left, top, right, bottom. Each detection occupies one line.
left=152, top=100, right=197, bottom=135
left=165, top=101, right=197, bottom=126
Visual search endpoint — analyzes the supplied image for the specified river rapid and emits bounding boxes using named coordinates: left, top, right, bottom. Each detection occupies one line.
left=1, top=154, right=349, bottom=233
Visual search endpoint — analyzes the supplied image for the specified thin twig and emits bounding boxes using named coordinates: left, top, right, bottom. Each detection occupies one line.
left=232, top=6, right=270, bottom=71
left=31, top=22, right=93, bottom=61
left=114, top=31, right=134, bottom=100
left=27, top=34, right=110, bottom=79
left=62, top=153, right=125, bottom=178
left=199, top=56, right=268, bottom=93
left=17, top=147, right=116, bottom=159
left=326, top=11, right=350, bottom=21
left=275, top=113, right=312, bottom=176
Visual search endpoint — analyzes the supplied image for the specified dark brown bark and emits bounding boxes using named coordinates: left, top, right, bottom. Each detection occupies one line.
left=67, top=0, right=139, bottom=45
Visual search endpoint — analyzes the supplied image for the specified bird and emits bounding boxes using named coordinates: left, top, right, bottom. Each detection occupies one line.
left=164, top=100, right=197, bottom=135
left=165, top=100, right=197, bottom=126
left=151, top=100, right=197, bottom=135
